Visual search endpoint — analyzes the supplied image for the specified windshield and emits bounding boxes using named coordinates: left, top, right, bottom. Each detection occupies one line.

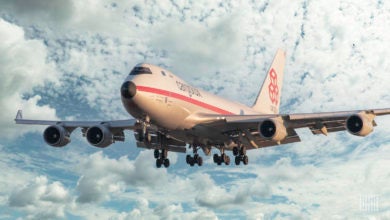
left=129, top=66, right=152, bottom=75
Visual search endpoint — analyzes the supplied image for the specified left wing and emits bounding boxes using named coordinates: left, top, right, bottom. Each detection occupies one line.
left=191, top=108, right=390, bottom=150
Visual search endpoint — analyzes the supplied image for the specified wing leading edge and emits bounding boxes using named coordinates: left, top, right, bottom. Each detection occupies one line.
left=15, top=110, right=137, bottom=128
left=14, top=110, right=187, bottom=154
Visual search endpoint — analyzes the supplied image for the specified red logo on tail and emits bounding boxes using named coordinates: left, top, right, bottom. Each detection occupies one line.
left=268, top=68, right=279, bottom=105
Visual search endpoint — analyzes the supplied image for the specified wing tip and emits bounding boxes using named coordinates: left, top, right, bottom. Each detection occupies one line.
left=15, top=110, right=23, bottom=120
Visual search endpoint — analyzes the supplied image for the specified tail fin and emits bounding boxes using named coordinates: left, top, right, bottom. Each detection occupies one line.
left=252, top=49, right=286, bottom=114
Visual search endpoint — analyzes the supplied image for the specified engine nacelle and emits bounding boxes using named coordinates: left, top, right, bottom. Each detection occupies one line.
left=346, top=113, right=374, bottom=137
left=43, top=125, right=71, bottom=147
left=86, top=125, right=114, bottom=148
left=258, top=118, right=288, bottom=142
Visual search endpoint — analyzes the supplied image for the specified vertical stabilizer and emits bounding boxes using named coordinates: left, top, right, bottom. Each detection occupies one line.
left=251, top=49, right=286, bottom=114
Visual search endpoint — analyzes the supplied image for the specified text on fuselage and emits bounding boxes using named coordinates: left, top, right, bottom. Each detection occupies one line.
left=176, top=81, right=202, bottom=98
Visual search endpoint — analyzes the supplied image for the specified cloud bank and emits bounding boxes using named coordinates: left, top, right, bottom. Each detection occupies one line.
left=0, top=19, right=58, bottom=139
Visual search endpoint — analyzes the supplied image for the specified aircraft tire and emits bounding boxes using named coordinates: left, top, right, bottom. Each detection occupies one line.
left=213, top=154, right=219, bottom=163
left=243, top=155, right=249, bottom=165
left=186, top=155, right=191, bottom=164
left=217, top=157, right=222, bottom=165
left=163, top=158, right=170, bottom=168
left=156, top=158, right=162, bottom=168
left=235, top=156, right=240, bottom=165
left=154, top=149, right=160, bottom=159
left=197, top=156, right=203, bottom=166
left=233, top=147, right=239, bottom=156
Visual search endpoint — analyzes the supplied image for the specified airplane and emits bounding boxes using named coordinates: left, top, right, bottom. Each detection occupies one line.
left=15, top=49, right=390, bottom=168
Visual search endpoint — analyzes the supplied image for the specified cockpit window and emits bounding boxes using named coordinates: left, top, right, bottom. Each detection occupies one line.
left=129, top=66, right=152, bottom=75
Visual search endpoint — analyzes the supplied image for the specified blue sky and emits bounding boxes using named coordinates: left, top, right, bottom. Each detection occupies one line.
left=0, top=0, right=389, bottom=219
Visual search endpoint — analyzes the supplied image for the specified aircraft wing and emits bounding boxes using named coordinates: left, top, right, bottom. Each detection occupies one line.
left=193, top=108, right=390, bottom=149
left=14, top=110, right=187, bottom=153
left=14, top=110, right=137, bottom=129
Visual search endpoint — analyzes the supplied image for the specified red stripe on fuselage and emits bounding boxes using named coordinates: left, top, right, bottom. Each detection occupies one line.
left=136, top=86, right=234, bottom=115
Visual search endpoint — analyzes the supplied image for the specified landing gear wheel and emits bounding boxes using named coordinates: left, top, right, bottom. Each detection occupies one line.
left=235, top=156, right=241, bottom=165
left=213, top=154, right=219, bottom=163
left=243, top=155, right=249, bottom=165
left=154, top=149, right=160, bottom=159
left=197, top=156, right=203, bottom=166
left=186, top=155, right=191, bottom=164
left=233, top=147, right=239, bottom=156
left=163, top=158, right=170, bottom=168
left=222, top=153, right=230, bottom=165
left=189, top=158, right=195, bottom=166
left=156, top=158, right=162, bottom=168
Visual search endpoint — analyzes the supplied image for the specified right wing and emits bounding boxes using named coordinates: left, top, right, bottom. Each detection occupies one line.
left=14, top=110, right=187, bottom=153
left=15, top=109, right=138, bottom=148
left=15, top=110, right=136, bottom=128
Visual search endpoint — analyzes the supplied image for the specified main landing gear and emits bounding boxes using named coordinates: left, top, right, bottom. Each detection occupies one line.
left=186, top=145, right=203, bottom=167
left=213, top=148, right=231, bottom=166
left=154, top=149, right=170, bottom=168
left=232, top=143, right=248, bottom=165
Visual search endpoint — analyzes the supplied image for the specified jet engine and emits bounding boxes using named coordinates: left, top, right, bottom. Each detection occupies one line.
left=346, top=113, right=374, bottom=137
left=258, top=118, right=288, bottom=142
left=43, top=125, right=71, bottom=147
left=86, top=125, right=114, bottom=148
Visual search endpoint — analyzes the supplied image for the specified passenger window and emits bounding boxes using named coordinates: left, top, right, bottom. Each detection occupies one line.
left=161, top=71, right=166, bottom=76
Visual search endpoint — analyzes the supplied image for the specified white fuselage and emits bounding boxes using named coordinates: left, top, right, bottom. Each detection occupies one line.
left=121, top=64, right=260, bottom=130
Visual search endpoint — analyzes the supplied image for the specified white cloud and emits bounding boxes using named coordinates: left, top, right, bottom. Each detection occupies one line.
left=0, top=18, right=59, bottom=139
left=149, top=14, right=246, bottom=79
left=72, top=198, right=218, bottom=220
left=8, top=176, right=70, bottom=219
left=238, top=140, right=390, bottom=219
left=75, top=151, right=169, bottom=203
left=0, top=0, right=74, bottom=25
left=0, top=0, right=390, bottom=219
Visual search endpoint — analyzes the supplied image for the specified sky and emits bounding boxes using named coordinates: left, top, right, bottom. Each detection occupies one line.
left=0, top=0, right=389, bottom=219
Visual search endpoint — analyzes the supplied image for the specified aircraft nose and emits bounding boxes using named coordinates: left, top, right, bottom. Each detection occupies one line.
left=121, top=81, right=137, bottom=99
